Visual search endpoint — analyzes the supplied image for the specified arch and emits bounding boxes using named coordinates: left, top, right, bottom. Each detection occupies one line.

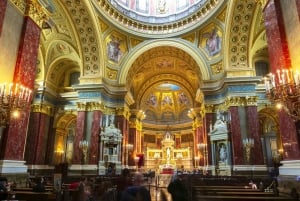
left=119, top=39, right=210, bottom=85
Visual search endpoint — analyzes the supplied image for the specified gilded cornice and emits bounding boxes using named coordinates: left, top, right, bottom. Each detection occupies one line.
left=31, top=103, right=54, bottom=116
left=76, top=102, right=104, bottom=111
left=224, top=96, right=258, bottom=107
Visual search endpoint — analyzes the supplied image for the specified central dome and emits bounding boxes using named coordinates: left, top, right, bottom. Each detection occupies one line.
left=95, top=0, right=223, bottom=36
left=110, top=0, right=208, bottom=24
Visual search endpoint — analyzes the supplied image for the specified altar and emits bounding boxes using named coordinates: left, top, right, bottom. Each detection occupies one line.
left=144, top=130, right=192, bottom=172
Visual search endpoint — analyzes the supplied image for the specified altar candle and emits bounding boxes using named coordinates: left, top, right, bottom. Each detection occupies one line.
left=285, top=69, right=290, bottom=83
left=9, top=83, right=13, bottom=96
left=277, top=69, right=282, bottom=84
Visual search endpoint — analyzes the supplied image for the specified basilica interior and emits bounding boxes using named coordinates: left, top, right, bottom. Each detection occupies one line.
left=1, top=0, right=300, bottom=196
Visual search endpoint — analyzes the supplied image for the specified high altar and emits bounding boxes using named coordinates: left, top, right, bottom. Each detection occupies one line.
left=145, top=130, right=192, bottom=173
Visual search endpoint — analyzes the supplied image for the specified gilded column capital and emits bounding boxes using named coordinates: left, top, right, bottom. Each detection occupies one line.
left=205, top=104, right=214, bottom=113
left=11, top=0, right=48, bottom=28
left=76, top=102, right=87, bottom=111
left=31, top=103, right=54, bottom=116
left=27, top=0, right=48, bottom=28
left=245, top=96, right=258, bottom=106
left=9, top=0, right=26, bottom=13
left=129, top=119, right=137, bottom=128
left=87, top=102, right=104, bottom=111
left=225, top=96, right=243, bottom=107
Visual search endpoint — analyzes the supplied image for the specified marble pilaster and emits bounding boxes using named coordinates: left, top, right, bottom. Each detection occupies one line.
left=0, top=15, right=40, bottom=172
left=89, top=110, right=102, bottom=164
left=229, top=106, right=244, bottom=165
left=0, top=0, right=7, bottom=35
left=245, top=106, right=264, bottom=165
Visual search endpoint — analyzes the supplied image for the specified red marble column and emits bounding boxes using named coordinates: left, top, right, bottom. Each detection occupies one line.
left=0, top=16, right=40, bottom=161
left=245, top=106, right=264, bottom=165
left=116, top=115, right=129, bottom=164
left=73, top=111, right=86, bottom=164
left=229, top=106, right=244, bottom=165
left=264, top=0, right=291, bottom=73
left=278, top=110, right=300, bottom=160
left=296, top=0, right=300, bottom=17
left=89, top=110, right=102, bottom=164
left=264, top=0, right=300, bottom=160
left=0, top=0, right=7, bottom=35
left=205, top=113, right=213, bottom=166
left=128, top=126, right=137, bottom=166
left=25, top=112, right=50, bottom=164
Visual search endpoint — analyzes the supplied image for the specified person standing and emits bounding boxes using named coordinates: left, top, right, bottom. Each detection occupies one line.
left=120, top=172, right=151, bottom=201
left=167, top=173, right=188, bottom=201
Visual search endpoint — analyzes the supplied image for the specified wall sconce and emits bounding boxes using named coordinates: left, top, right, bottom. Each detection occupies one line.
left=0, top=83, right=32, bottom=127
left=79, top=140, right=89, bottom=164
left=243, top=138, right=254, bottom=164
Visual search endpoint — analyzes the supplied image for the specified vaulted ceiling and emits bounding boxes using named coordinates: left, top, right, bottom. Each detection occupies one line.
left=36, top=0, right=268, bottom=127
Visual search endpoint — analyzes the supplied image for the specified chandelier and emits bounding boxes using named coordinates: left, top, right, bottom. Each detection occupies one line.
left=264, top=69, right=300, bottom=120
left=0, top=83, right=32, bottom=127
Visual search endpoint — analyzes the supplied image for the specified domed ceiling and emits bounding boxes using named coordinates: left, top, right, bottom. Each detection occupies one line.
left=110, top=0, right=208, bottom=24
left=140, top=83, right=193, bottom=124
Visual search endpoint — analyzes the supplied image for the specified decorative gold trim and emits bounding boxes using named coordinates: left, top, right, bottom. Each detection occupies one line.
left=26, top=0, right=48, bottom=28
left=205, top=104, right=214, bottom=113
left=31, top=103, right=54, bottom=116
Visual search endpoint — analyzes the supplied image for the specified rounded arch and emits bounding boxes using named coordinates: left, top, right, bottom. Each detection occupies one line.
left=119, top=39, right=211, bottom=85
left=53, top=112, right=77, bottom=164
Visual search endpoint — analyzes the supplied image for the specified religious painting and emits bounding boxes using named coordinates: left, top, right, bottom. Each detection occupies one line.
left=146, top=93, right=158, bottom=107
left=106, top=33, right=127, bottom=63
left=200, top=25, right=222, bottom=57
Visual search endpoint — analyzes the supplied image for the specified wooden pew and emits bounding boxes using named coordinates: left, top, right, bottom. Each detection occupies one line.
left=8, top=191, right=56, bottom=201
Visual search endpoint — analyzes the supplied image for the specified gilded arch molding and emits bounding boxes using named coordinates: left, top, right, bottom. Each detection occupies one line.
left=119, top=39, right=210, bottom=85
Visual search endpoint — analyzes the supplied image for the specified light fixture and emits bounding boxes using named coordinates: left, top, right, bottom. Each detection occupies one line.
left=79, top=140, right=89, bottom=164
left=264, top=69, right=300, bottom=120
left=0, top=82, right=32, bottom=127
left=243, top=138, right=254, bottom=163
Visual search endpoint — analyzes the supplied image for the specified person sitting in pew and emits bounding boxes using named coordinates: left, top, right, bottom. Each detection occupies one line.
left=32, top=177, right=46, bottom=192
left=248, top=180, right=257, bottom=189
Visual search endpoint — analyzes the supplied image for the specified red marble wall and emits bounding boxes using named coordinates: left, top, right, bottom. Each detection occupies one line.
left=264, top=0, right=291, bottom=76
left=1, top=17, right=40, bottom=161
left=245, top=106, right=264, bottom=165
left=0, top=0, right=7, bottom=35
left=278, top=110, right=300, bottom=160
left=73, top=111, right=86, bottom=164
left=25, top=112, right=49, bottom=164
left=89, top=110, right=102, bottom=164
left=229, top=106, right=244, bottom=165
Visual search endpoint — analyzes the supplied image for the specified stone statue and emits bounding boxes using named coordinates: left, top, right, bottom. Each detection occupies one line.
left=219, top=144, right=227, bottom=162
left=211, top=110, right=227, bottom=133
